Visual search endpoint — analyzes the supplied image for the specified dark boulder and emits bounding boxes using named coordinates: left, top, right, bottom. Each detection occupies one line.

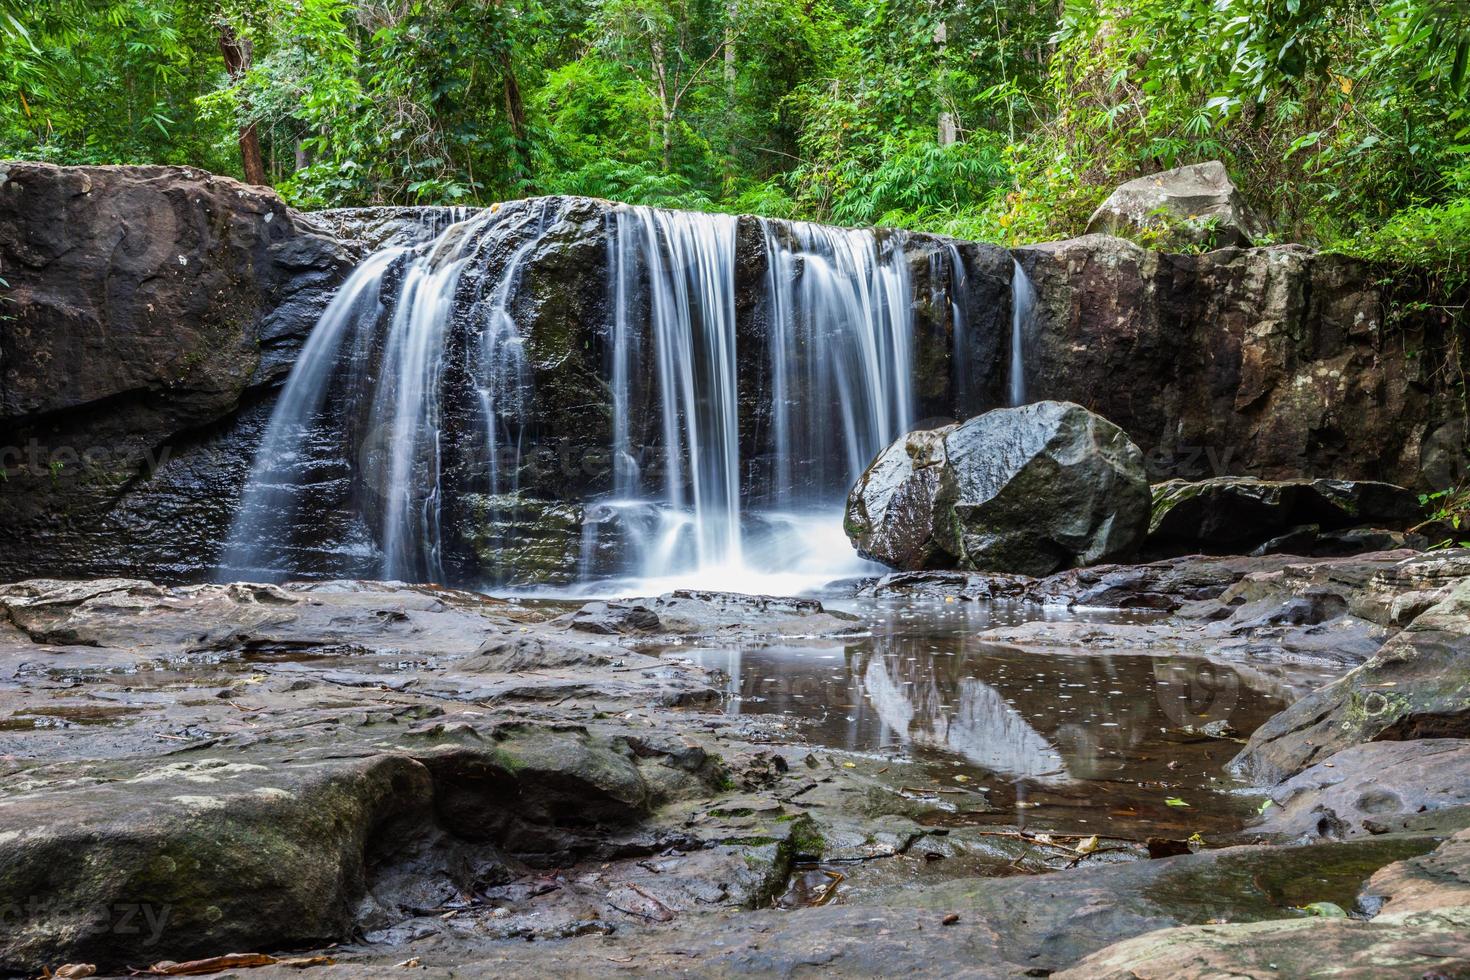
left=1148, top=477, right=1423, bottom=556
left=846, top=401, right=1150, bottom=576
left=841, top=424, right=952, bottom=570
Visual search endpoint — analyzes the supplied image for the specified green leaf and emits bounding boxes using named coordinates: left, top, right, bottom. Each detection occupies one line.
left=1297, top=901, right=1348, bottom=918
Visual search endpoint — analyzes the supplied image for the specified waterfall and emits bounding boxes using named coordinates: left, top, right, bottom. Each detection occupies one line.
left=223, top=197, right=992, bottom=594
left=219, top=247, right=405, bottom=580
left=760, top=220, right=916, bottom=505
left=939, top=244, right=971, bottom=415
left=1009, top=259, right=1036, bottom=407
left=606, top=206, right=744, bottom=579
left=221, top=202, right=556, bottom=583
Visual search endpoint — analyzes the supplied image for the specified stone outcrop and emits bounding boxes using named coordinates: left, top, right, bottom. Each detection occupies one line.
left=1233, top=575, right=1470, bottom=781
left=1252, top=739, right=1470, bottom=841
left=1148, top=476, right=1423, bottom=556
left=0, top=163, right=1463, bottom=584
left=846, top=401, right=1150, bottom=575
left=1085, top=160, right=1266, bottom=248
left=1015, top=235, right=1465, bottom=488
left=0, top=163, right=354, bottom=581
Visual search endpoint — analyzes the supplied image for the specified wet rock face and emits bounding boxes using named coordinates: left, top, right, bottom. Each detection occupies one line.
left=1015, top=235, right=1465, bottom=487
left=0, top=163, right=1463, bottom=584
left=1253, top=740, right=1470, bottom=841
left=842, top=424, right=953, bottom=570
left=847, top=401, right=1150, bottom=575
left=1148, top=476, right=1423, bottom=556
left=1233, top=576, right=1470, bottom=781
left=1085, top=160, right=1266, bottom=248
left=0, top=163, right=354, bottom=581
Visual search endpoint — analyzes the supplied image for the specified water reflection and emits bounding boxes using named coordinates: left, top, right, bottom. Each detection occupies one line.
left=673, top=599, right=1328, bottom=835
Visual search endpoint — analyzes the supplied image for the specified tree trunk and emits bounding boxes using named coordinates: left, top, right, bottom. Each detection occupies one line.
left=651, top=39, right=673, bottom=171
left=219, top=24, right=268, bottom=186
left=499, top=46, right=528, bottom=149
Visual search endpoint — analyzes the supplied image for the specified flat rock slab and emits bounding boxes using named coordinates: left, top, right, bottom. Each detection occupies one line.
left=1058, top=906, right=1470, bottom=980
left=218, top=834, right=1445, bottom=978
left=1256, top=739, right=1470, bottom=840
left=1234, top=577, right=1470, bottom=781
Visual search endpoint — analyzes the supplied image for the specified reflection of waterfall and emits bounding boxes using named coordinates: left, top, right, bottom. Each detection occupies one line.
left=859, top=654, right=1068, bottom=784
left=1009, top=259, right=1036, bottom=407
left=863, top=657, right=916, bottom=738
left=936, top=678, right=1069, bottom=783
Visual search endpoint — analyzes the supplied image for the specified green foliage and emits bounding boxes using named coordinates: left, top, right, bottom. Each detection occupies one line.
left=0, top=0, right=1464, bottom=291
left=1418, top=484, right=1470, bottom=546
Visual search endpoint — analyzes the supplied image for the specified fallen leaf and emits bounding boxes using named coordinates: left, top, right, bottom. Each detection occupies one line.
left=1146, top=836, right=1192, bottom=859
left=138, top=953, right=333, bottom=976
left=1075, top=835, right=1099, bottom=854
left=1298, top=901, right=1348, bottom=918
left=52, top=966, right=95, bottom=980
left=1164, top=796, right=1190, bottom=808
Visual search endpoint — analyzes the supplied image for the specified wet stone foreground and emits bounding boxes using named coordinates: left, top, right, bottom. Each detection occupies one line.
left=2, top=552, right=1470, bottom=978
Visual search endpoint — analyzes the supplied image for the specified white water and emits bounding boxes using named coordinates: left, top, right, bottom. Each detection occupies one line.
left=223, top=205, right=545, bottom=583
left=761, top=219, right=916, bottom=503
left=575, top=210, right=922, bottom=594
left=224, top=200, right=1001, bottom=597
left=1010, top=258, right=1036, bottom=407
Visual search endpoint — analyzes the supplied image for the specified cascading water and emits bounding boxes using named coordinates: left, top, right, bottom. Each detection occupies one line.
left=761, top=219, right=915, bottom=503
left=579, top=211, right=921, bottom=593
left=223, top=197, right=1000, bottom=595
left=1009, top=259, right=1036, bottom=407
left=222, top=202, right=555, bottom=583
left=607, top=207, right=744, bottom=580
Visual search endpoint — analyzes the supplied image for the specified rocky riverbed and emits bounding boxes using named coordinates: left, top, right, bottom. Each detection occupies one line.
left=4, top=548, right=1469, bottom=977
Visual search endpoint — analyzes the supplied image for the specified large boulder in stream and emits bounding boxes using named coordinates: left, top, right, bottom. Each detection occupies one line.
left=846, top=400, right=1150, bottom=576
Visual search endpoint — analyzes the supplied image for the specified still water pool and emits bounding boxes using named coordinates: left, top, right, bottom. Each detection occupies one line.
left=663, top=598, right=1336, bottom=839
